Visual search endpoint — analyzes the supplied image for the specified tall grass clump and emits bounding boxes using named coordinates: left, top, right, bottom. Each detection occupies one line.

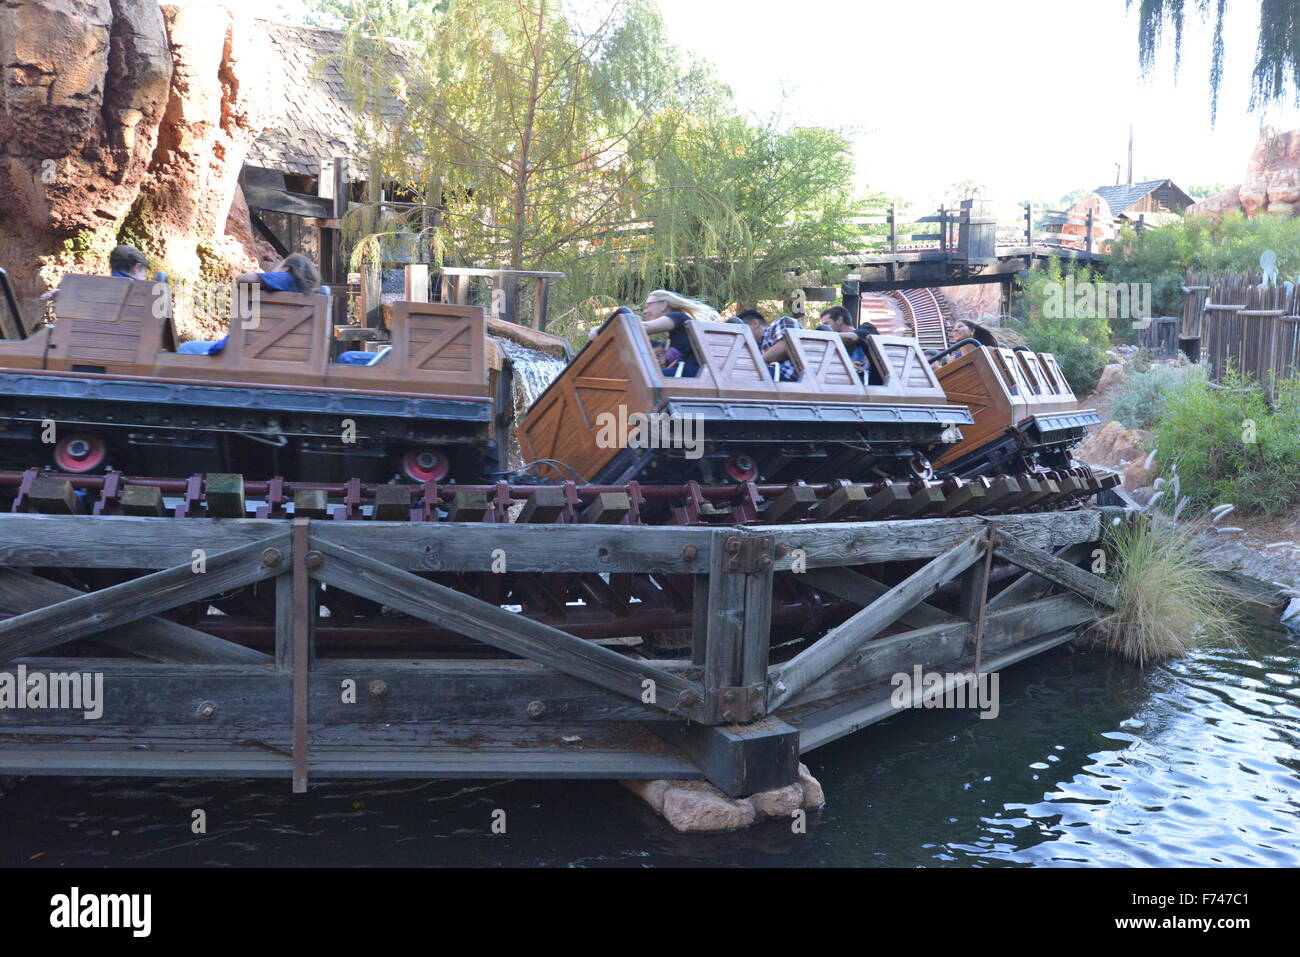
left=1092, top=501, right=1240, bottom=665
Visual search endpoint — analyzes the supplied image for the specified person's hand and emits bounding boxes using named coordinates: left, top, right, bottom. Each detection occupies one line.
left=587, top=326, right=600, bottom=341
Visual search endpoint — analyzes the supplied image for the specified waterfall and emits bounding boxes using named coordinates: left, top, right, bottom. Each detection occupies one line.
left=492, top=336, right=569, bottom=470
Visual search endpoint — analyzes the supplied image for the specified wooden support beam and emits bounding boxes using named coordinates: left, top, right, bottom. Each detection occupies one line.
left=648, top=717, right=799, bottom=797
left=987, top=542, right=1094, bottom=610
left=0, top=532, right=290, bottom=662
left=445, top=491, right=489, bottom=523
left=767, top=508, right=1101, bottom=569
left=787, top=593, right=1094, bottom=711
left=291, top=518, right=310, bottom=793
left=769, top=532, right=988, bottom=709
left=802, top=566, right=950, bottom=627
left=810, top=484, right=867, bottom=522
left=993, top=530, right=1117, bottom=607
left=763, top=484, right=817, bottom=523
left=307, top=538, right=708, bottom=722
left=860, top=483, right=911, bottom=520
left=0, top=568, right=271, bottom=665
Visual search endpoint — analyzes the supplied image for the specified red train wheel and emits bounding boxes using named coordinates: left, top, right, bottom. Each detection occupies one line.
left=402, top=448, right=451, bottom=483
left=723, top=453, right=759, bottom=483
left=53, top=433, right=108, bottom=473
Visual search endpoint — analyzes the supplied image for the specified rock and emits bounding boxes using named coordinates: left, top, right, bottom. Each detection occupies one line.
left=621, top=778, right=674, bottom=814
left=1095, top=363, right=1125, bottom=395
left=1123, top=457, right=1157, bottom=491
left=1057, top=192, right=1115, bottom=250
left=661, top=784, right=756, bottom=833
left=0, top=0, right=172, bottom=300
left=1189, top=127, right=1300, bottom=221
left=1283, top=597, right=1300, bottom=634
left=746, top=784, right=804, bottom=819
left=1076, top=420, right=1151, bottom=472
left=797, top=763, right=826, bottom=808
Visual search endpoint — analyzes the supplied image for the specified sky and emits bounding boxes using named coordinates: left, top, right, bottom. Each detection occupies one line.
left=648, top=0, right=1300, bottom=206
left=246, top=0, right=1300, bottom=207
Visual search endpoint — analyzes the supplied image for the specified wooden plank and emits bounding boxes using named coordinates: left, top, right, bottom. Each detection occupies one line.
left=769, top=532, right=988, bottom=709
left=307, top=538, right=708, bottom=721
left=785, top=594, right=1092, bottom=708
left=311, top=520, right=715, bottom=572
left=292, top=489, right=329, bottom=518
left=0, top=658, right=699, bottom=728
left=648, top=717, right=799, bottom=797
left=702, top=538, right=746, bottom=721
left=292, top=518, right=310, bottom=792
left=739, top=569, right=774, bottom=693
left=0, top=568, right=271, bottom=665
left=802, top=566, right=950, bottom=627
left=0, top=532, right=290, bottom=661
left=767, top=509, right=1102, bottom=568
left=993, top=529, right=1117, bottom=607
left=987, top=542, right=1093, bottom=610
left=404, top=264, right=430, bottom=303
left=517, top=487, right=566, bottom=524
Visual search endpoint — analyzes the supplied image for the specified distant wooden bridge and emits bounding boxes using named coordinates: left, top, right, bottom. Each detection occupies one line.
left=836, top=197, right=1111, bottom=320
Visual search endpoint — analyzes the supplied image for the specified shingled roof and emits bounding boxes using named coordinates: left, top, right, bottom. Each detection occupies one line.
left=245, top=19, right=413, bottom=181
left=1094, top=179, right=1193, bottom=216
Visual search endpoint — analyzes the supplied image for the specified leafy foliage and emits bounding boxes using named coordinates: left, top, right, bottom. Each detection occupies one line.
left=1008, top=257, right=1113, bottom=394
left=1106, top=213, right=1300, bottom=318
left=1151, top=368, right=1300, bottom=514
left=322, top=0, right=868, bottom=343
left=1107, top=358, right=1206, bottom=430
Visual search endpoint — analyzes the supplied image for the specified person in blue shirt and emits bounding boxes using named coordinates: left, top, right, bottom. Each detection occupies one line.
left=180, top=253, right=325, bottom=356
left=39, top=244, right=149, bottom=303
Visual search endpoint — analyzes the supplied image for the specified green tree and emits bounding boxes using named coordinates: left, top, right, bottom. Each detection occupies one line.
left=1009, top=257, right=1113, bottom=394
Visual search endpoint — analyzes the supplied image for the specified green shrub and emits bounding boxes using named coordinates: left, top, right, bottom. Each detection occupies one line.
left=1151, top=368, right=1300, bottom=514
left=1107, top=361, right=1205, bottom=430
left=1008, top=258, right=1112, bottom=393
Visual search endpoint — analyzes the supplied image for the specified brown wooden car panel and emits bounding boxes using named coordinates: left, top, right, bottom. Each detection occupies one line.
left=776, top=329, right=866, bottom=402
left=516, top=313, right=660, bottom=482
left=44, top=276, right=170, bottom=374
left=933, top=346, right=1019, bottom=466
left=865, top=336, right=950, bottom=405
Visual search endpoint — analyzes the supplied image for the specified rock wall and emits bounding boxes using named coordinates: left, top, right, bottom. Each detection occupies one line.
left=0, top=1, right=272, bottom=335
left=1190, top=126, right=1300, bottom=220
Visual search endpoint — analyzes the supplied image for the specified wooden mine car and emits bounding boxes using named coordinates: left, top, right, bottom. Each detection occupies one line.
left=0, top=273, right=511, bottom=482
left=932, top=340, right=1101, bottom=477
left=516, top=311, right=974, bottom=484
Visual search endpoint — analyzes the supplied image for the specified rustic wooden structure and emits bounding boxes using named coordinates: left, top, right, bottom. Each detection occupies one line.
left=0, top=504, right=1124, bottom=795
left=1183, top=270, right=1300, bottom=399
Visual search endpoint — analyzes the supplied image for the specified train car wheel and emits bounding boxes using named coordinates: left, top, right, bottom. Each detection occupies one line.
left=723, top=453, right=759, bottom=483
left=53, top=433, right=108, bottom=473
left=401, top=448, right=451, bottom=483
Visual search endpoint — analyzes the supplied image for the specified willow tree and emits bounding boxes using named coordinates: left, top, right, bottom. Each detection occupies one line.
left=1130, top=0, right=1300, bottom=122
left=606, top=109, right=871, bottom=312
left=330, top=1, right=700, bottom=289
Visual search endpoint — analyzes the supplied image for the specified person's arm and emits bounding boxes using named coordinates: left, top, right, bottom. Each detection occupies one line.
left=762, top=339, right=790, bottom=364
left=235, top=272, right=260, bottom=285
left=642, top=316, right=675, bottom=335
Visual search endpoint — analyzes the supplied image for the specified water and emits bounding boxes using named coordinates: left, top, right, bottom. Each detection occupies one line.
left=3, top=631, right=1298, bottom=867
left=492, top=336, right=568, bottom=471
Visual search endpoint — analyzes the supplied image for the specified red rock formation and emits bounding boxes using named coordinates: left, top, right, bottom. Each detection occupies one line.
left=1190, top=126, right=1300, bottom=220
left=0, top=1, right=272, bottom=336
left=1056, top=192, right=1115, bottom=249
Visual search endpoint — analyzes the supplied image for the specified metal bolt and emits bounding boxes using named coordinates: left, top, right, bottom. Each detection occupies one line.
left=681, top=544, right=698, bottom=564
left=678, top=690, right=698, bottom=707
left=261, top=547, right=282, bottom=567
left=723, top=689, right=736, bottom=702
left=305, top=551, right=323, bottom=570
left=368, top=680, right=388, bottom=698
left=721, top=710, right=733, bottom=722
left=197, top=700, right=218, bottom=719
left=726, top=538, right=742, bottom=553
left=526, top=700, right=546, bottom=719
